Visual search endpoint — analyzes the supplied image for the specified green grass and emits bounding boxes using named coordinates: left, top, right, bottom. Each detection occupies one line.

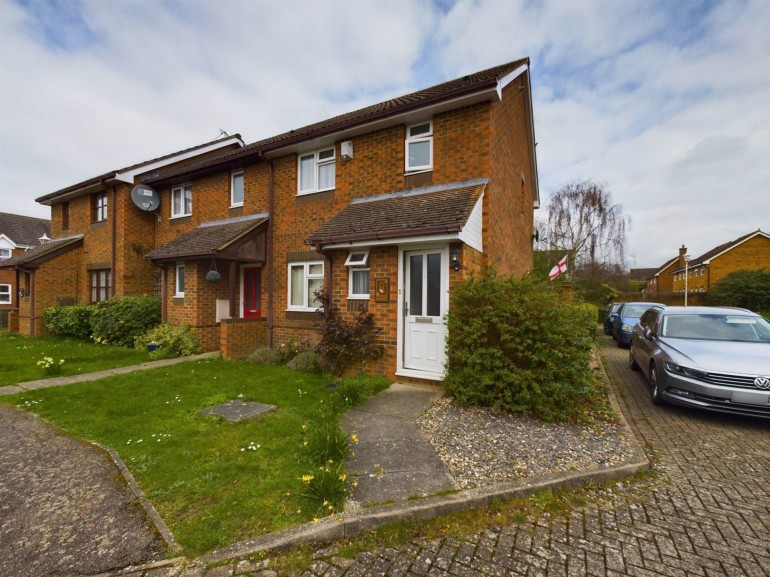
left=1, top=357, right=367, bottom=555
left=0, top=329, right=151, bottom=385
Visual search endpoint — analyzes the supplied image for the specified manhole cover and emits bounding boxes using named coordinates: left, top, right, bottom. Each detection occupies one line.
left=199, top=401, right=276, bottom=423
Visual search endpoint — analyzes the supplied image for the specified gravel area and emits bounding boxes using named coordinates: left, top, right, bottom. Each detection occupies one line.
left=417, top=396, right=636, bottom=490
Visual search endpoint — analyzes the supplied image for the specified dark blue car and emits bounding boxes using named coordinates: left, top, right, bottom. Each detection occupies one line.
left=613, top=302, right=664, bottom=347
left=604, top=302, right=622, bottom=335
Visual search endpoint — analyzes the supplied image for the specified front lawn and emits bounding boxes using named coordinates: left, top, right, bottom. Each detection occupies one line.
left=1, top=357, right=383, bottom=556
left=0, top=329, right=151, bottom=386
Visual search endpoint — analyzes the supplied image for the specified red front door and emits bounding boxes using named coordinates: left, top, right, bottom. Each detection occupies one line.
left=243, top=267, right=261, bottom=318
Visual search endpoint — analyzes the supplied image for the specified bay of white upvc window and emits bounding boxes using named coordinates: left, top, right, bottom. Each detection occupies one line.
left=405, top=121, right=433, bottom=172
left=0, top=284, right=11, bottom=304
left=175, top=263, right=185, bottom=297
left=288, top=261, right=324, bottom=310
left=298, top=148, right=335, bottom=195
left=171, top=185, right=192, bottom=217
left=231, top=170, right=244, bottom=206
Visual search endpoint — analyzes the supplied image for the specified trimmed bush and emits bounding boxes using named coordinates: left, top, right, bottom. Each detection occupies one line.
left=444, top=270, right=597, bottom=423
left=135, top=323, right=201, bottom=359
left=706, top=269, right=770, bottom=312
left=43, top=305, right=96, bottom=340
left=286, top=351, right=323, bottom=374
left=91, top=296, right=161, bottom=348
left=248, top=347, right=284, bottom=365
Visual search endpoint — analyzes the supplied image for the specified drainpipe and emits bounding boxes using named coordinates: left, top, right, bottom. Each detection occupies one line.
left=264, top=155, right=275, bottom=348
left=159, top=264, right=168, bottom=322
left=111, top=186, right=117, bottom=297
left=29, top=270, right=36, bottom=337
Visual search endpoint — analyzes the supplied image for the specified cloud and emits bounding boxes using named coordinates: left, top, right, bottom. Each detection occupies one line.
left=1, top=0, right=768, bottom=269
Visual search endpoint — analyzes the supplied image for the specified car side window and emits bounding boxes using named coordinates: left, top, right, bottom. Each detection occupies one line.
left=650, top=313, right=661, bottom=336
left=639, top=310, right=655, bottom=328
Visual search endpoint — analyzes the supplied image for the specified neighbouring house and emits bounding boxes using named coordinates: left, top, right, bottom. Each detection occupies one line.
left=0, top=213, right=50, bottom=328
left=671, top=229, right=770, bottom=295
left=3, top=57, right=540, bottom=384
left=644, top=252, right=682, bottom=294
left=0, top=136, right=245, bottom=336
left=142, top=57, right=540, bottom=382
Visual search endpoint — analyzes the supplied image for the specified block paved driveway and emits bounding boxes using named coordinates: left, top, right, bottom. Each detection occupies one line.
left=305, top=333, right=770, bottom=577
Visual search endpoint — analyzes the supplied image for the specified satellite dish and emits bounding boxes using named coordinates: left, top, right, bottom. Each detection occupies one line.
left=131, top=184, right=160, bottom=212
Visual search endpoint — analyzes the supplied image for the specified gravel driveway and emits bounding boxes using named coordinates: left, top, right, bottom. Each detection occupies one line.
left=0, top=404, right=165, bottom=577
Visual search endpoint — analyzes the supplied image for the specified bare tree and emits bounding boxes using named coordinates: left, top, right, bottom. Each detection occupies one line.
left=541, top=180, right=628, bottom=274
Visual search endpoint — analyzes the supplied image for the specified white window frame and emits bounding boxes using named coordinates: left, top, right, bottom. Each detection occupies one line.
left=345, top=250, right=370, bottom=299
left=405, top=120, right=433, bottom=173
left=0, top=284, right=11, bottom=304
left=231, top=170, right=244, bottom=207
left=0, top=248, right=10, bottom=260
left=287, top=261, right=324, bottom=311
left=175, top=262, right=185, bottom=297
left=171, top=184, right=192, bottom=218
left=297, top=147, right=336, bottom=195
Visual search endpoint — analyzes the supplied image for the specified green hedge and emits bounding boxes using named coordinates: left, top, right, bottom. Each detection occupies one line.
left=43, top=295, right=161, bottom=348
left=444, top=271, right=597, bottom=422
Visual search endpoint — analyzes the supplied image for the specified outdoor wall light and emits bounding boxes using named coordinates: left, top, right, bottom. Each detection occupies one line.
left=450, top=246, right=461, bottom=271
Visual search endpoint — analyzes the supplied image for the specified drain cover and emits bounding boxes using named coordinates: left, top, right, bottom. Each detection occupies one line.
left=199, top=401, right=276, bottom=423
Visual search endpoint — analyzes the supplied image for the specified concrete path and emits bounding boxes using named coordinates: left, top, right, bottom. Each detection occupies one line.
left=341, top=383, right=456, bottom=506
left=0, top=352, right=219, bottom=396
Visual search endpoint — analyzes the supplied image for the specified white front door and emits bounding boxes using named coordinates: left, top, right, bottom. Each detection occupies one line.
left=403, top=248, right=447, bottom=374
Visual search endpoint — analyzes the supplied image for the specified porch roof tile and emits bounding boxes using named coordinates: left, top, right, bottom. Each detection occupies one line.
left=0, top=235, right=83, bottom=268
left=145, top=214, right=268, bottom=261
left=306, top=179, right=487, bottom=247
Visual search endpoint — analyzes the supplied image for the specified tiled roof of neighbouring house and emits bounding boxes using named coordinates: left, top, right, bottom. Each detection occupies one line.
left=147, top=58, right=530, bottom=184
left=306, top=179, right=487, bottom=247
left=0, top=235, right=83, bottom=268
left=0, top=212, right=51, bottom=246
left=145, top=214, right=268, bottom=261
left=629, top=268, right=658, bottom=281
left=670, top=229, right=769, bottom=273
left=35, top=135, right=244, bottom=203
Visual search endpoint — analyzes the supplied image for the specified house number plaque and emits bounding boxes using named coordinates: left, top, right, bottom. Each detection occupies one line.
left=375, top=278, right=389, bottom=302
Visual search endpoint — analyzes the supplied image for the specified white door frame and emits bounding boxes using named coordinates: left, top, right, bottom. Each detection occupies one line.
left=396, top=244, right=449, bottom=381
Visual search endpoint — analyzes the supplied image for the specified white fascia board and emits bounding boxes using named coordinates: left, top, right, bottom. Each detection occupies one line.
left=116, top=136, right=245, bottom=184
left=265, top=88, right=499, bottom=158
left=0, top=234, right=17, bottom=249
left=703, top=230, right=770, bottom=264
left=496, top=64, right=528, bottom=100
left=323, top=233, right=461, bottom=250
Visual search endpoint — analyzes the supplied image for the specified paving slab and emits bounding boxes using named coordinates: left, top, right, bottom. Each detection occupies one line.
left=341, top=383, right=457, bottom=506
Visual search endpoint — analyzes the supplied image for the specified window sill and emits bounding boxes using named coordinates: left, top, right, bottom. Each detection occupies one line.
left=174, top=294, right=185, bottom=298
left=170, top=215, right=192, bottom=220
left=229, top=204, right=243, bottom=209
left=297, top=187, right=335, bottom=197
left=348, top=295, right=370, bottom=300
left=404, top=168, right=433, bottom=176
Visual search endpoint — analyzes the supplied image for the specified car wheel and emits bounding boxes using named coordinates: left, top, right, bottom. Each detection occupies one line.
left=649, top=363, right=665, bottom=405
left=629, top=349, right=640, bottom=371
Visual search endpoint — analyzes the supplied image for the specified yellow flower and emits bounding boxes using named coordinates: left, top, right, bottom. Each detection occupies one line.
left=352, top=481, right=358, bottom=487
left=339, top=473, right=347, bottom=482
left=351, top=434, right=359, bottom=444
left=312, top=518, right=319, bottom=524
left=301, top=475, right=314, bottom=483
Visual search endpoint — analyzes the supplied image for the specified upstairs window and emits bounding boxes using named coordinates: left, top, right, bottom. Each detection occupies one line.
left=231, top=170, right=244, bottom=207
left=172, top=184, right=192, bottom=218
left=92, top=192, right=108, bottom=223
left=90, top=269, right=111, bottom=303
left=405, top=121, right=433, bottom=172
left=0, top=248, right=10, bottom=260
left=298, top=148, right=335, bottom=195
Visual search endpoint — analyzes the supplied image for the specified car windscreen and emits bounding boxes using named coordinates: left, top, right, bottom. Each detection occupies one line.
left=661, top=314, right=770, bottom=342
left=621, top=304, right=650, bottom=317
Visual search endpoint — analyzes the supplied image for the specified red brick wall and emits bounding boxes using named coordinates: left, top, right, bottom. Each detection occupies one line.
left=15, top=247, right=82, bottom=336
left=221, top=317, right=268, bottom=359
left=487, top=76, right=535, bottom=276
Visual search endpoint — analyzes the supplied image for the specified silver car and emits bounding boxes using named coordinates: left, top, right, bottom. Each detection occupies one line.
left=629, top=306, right=770, bottom=418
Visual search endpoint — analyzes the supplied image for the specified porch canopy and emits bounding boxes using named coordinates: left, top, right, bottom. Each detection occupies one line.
left=146, top=214, right=268, bottom=318
left=305, top=179, right=487, bottom=250
left=0, top=235, right=84, bottom=270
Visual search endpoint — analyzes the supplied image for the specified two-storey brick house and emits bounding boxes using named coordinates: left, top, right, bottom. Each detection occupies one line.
left=140, top=58, right=540, bottom=382
left=0, top=213, right=50, bottom=327
left=671, top=229, right=770, bottom=295
left=644, top=250, right=684, bottom=294
left=0, top=136, right=244, bottom=336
